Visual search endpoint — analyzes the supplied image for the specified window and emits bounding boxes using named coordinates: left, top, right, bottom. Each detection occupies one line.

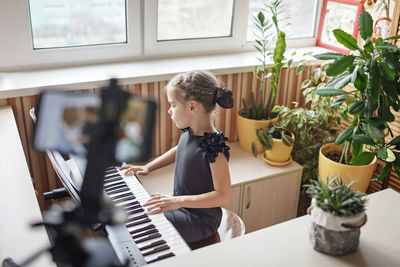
left=157, top=0, right=234, bottom=41
left=0, top=0, right=323, bottom=71
left=29, top=0, right=127, bottom=49
left=144, top=0, right=247, bottom=56
left=247, top=0, right=320, bottom=42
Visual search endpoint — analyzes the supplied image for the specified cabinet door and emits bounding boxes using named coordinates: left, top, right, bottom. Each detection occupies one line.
left=241, top=172, right=301, bottom=233
left=224, top=185, right=241, bottom=216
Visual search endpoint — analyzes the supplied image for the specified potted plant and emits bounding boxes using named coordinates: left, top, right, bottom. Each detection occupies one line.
left=305, top=177, right=368, bottom=256
left=237, top=0, right=290, bottom=153
left=274, top=65, right=340, bottom=215
left=314, top=10, right=400, bottom=192
left=256, top=124, right=294, bottom=166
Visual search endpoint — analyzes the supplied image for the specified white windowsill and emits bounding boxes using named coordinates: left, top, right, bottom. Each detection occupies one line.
left=0, top=46, right=330, bottom=99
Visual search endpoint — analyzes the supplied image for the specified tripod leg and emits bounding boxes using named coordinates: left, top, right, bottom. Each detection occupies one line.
left=2, top=246, right=50, bottom=267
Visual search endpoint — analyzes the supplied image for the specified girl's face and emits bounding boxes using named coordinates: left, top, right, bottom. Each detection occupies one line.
left=167, top=87, right=193, bottom=129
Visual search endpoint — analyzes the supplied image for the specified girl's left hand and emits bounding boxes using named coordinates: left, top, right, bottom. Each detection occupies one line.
left=143, top=193, right=182, bottom=214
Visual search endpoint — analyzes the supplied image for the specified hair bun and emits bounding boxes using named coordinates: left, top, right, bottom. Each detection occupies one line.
left=215, top=86, right=234, bottom=109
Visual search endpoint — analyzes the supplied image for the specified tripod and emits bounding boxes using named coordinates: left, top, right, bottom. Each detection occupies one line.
left=3, top=79, right=131, bottom=267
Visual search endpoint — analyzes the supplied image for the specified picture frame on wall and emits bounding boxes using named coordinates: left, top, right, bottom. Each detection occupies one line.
left=317, top=0, right=364, bottom=54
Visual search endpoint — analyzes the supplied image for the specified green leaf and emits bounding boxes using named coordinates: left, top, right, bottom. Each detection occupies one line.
left=389, top=135, right=400, bottom=146
left=296, top=64, right=305, bottom=74
left=375, top=37, right=384, bottom=46
left=334, top=73, right=352, bottom=89
left=377, top=146, right=388, bottom=160
left=251, top=141, right=258, bottom=157
left=367, top=124, right=384, bottom=144
left=351, top=134, right=376, bottom=145
left=379, top=61, right=396, bottom=81
left=363, top=38, right=374, bottom=53
left=372, top=163, right=392, bottom=182
left=376, top=43, right=400, bottom=51
left=333, top=29, right=360, bottom=51
left=314, top=52, right=344, bottom=60
left=382, top=52, right=400, bottom=71
left=354, top=70, right=368, bottom=93
left=384, top=35, right=400, bottom=41
left=367, top=59, right=381, bottom=104
left=314, top=88, right=349, bottom=96
left=348, top=100, right=365, bottom=114
left=326, top=55, right=355, bottom=76
left=301, top=79, right=312, bottom=89
left=386, top=149, right=396, bottom=162
left=358, top=11, right=373, bottom=40
left=335, top=127, right=353, bottom=145
left=352, top=140, right=362, bottom=158
left=351, top=151, right=375, bottom=166
left=257, top=12, right=265, bottom=24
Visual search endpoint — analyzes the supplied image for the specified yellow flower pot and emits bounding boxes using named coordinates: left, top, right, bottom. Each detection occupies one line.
left=318, top=143, right=377, bottom=192
left=236, top=112, right=278, bottom=153
left=265, top=133, right=295, bottom=163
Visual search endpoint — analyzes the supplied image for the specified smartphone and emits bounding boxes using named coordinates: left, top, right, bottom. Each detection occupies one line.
left=33, top=90, right=156, bottom=163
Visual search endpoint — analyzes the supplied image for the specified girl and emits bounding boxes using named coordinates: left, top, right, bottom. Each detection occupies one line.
left=121, top=70, right=234, bottom=244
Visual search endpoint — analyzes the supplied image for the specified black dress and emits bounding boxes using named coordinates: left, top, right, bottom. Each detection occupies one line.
left=163, top=128, right=230, bottom=243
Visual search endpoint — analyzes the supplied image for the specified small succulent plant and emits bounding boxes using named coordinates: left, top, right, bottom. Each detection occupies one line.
left=256, top=125, right=294, bottom=150
left=304, top=177, right=367, bottom=217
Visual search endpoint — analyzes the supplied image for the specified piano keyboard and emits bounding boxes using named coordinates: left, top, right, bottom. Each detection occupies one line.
left=103, top=167, right=191, bottom=266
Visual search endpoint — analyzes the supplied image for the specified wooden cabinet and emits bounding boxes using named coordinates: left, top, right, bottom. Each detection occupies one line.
left=240, top=172, right=301, bottom=233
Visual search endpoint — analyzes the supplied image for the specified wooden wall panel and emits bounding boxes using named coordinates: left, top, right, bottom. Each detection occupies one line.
left=0, top=65, right=330, bottom=211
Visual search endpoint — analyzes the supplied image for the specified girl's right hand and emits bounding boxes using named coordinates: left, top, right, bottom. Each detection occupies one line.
left=120, top=164, right=150, bottom=176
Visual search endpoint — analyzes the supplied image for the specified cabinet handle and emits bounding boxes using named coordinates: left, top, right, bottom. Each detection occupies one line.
left=245, top=186, right=252, bottom=209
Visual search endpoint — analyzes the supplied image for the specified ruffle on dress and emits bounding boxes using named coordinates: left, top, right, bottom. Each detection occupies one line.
left=198, top=131, right=230, bottom=163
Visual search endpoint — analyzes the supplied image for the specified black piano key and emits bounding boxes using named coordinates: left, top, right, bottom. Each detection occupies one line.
left=103, top=176, right=123, bottom=183
left=104, top=181, right=125, bottom=189
left=146, top=252, right=175, bottom=264
left=126, top=215, right=148, bottom=227
left=104, top=172, right=121, bottom=179
left=119, top=201, right=140, bottom=209
left=134, top=233, right=162, bottom=244
left=142, top=244, right=170, bottom=257
left=107, top=186, right=130, bottom=195
left=129, top=224, right=155, bottom=235
left=111, top=193, right=135, bottom=202
left=105, top=166, right=117, bottom=172
left=125, top=217, right=151, bottom=228
left=125, top=203, right=142, bottom=210
left=126, top=208, right=144, bottom=215
left=105, top=183, right=127, bottom=192
left=132, top=228, right=159, bottom=240
left=139, top=240, right=166, bottom=251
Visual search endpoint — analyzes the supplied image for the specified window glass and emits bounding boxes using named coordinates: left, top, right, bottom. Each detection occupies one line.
left=247, top=0, right=318, bottom=41
left=157, top=0, right=234, bottom=41
left=29, top=0, right=127, bottom=49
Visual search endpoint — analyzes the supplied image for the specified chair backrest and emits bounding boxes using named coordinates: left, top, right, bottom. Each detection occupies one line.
left=218, top=208, right=245, bottom=242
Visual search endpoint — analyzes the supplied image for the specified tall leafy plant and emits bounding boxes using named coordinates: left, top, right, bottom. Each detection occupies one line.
left=275, top=66, right=339, bottom=185
left=241, top=0, right=289, bottom=120
left=314, top=11, right=400, bottom=181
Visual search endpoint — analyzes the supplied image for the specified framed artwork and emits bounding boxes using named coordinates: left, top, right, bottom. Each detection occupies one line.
left=317, top=0, right=364, bottom=54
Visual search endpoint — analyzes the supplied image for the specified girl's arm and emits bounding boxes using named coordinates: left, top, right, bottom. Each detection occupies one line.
left=144, top=154, right=231, bottom=213
left=121, top=145, right=177, bottom=175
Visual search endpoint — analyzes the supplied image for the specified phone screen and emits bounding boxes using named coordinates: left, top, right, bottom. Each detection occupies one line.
left=33, top=90, right=156, bottom=163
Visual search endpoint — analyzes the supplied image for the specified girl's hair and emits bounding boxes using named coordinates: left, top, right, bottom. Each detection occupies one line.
left=165, top=70, right=234, bottom=112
